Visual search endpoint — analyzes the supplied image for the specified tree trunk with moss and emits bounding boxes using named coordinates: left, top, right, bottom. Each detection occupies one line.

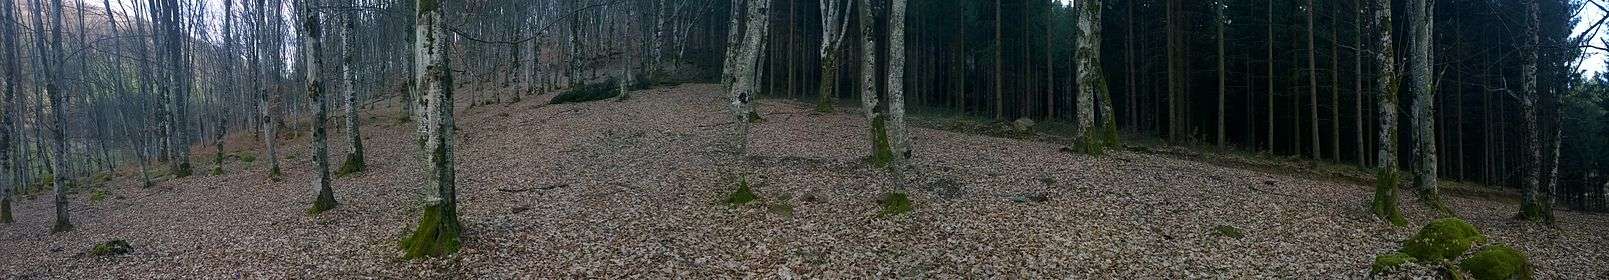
left=0, top=0, right=21, bottom=224
left=816, top=0, right=851, bottom=112
left=727, top=0, right=768, bottom=155
left=305, top=1, right=337, bottom=214
left=859, top=0, right=891, bottom=166
left=44, top=0, right=72, bottom=233
left=1518, top=0, right=1552, bottom=223
left=1407, top=0, right=1443, bottom=213
left=1369, top=0, right=1405, bottom=226
left=340, top=8, right=365, bottom=176
left=402, top=0, right=462, bottom=259
left=1076, top=0, right=1112, bottom=150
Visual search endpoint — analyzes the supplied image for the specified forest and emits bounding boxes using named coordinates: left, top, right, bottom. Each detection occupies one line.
left=0, top=0, right=1606, bottom=278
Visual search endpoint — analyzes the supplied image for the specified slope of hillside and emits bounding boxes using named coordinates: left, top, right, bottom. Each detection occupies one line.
left=1, top=84, right=1604, bottom=278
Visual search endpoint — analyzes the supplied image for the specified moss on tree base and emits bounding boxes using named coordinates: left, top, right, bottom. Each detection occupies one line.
left=1517, top=202, right=1554, bottom=224
left=401, top=200, right=461, bottom=259
left=173, top=163, right=193, bottom=178
left=51, top=221, right=74, bottom=233
left=268, top=167, right=284, bottom=182
left=308, top=187, right=338, bottom=214
left=1, top=198, right=12, bottom=223
left=869, top=116, right=895, bottom=168
left=1371, top=169, right=1408, bottom=227
left=336, top=154, right=366, bottom=177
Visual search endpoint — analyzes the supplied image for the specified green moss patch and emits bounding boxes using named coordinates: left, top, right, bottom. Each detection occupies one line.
left=1371, top=252, right=1417, bottom=274
left=89, top=240, right=133, bottom=256
left=549, top=79, right=621, bottom=104
left=723, top=177, right=758, bottom=205
left=1402, top=218, right=1486, bottom=262
left=1210, top=225, right=1245, bottom=239
left=1459, top=244, right=1532, bottom=280
left=878, top=192, right=913, bottom=216
left=237, top=152, right=257, bottom=163
left=336, top=155, right=366, bottom=177
left=89, top=189, right=110, bottom=202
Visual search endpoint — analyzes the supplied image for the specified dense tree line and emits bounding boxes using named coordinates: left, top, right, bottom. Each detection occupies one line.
left=0, top=0, right=1605, bottom=255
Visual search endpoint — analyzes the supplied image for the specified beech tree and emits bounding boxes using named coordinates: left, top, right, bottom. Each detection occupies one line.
left=305, top=0, right=337, bottom=214
left=401, top=0, right=462, bottom=259
left=1368, top=0, right=1404, bottom=226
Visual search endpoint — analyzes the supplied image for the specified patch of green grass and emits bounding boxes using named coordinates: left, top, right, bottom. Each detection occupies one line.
left=768, top=200, right=795, bottom=217
left=88, top=188, right=110, bottom=202
left=723, top=177, right=758, bottom=205
left=877, top=192, right=913, bottom=216
left=237, top=152, right=257, bottom=163
left=549, top=79, right=621, bottom=104
left=1459, top=244, right=1532, bottom=280
left=89, top=240, right=133, bottom=256
left=1401, top=218, right=1486, bottom=262
left=1210, top=225, right=1245, bottom=239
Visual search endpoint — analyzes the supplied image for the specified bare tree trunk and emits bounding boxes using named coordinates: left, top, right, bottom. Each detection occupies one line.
left=887, top=0, right=909, bottom=164
left=1518, top=0, right=1552, bottom=223
left=1075, top=0, right=1106, bottom=150
left=1355, top=0, right=1366, bottom=166
left=815, top=0, right=851, bottom=112
left=401, top=0, right=462, bottom=259
left=0, top=0, right=19, bottom=224
left=1307, top=0, right=1319, bottom=159
left=993, top=0, right=1002, bottom=121
left=43, top=0, right=73, bottom=233
left=1267, top=0, right=1274, bottom=151
left=727, top=0, right=769, bottom=155
left=721, top=0, right=745, bottom=88
left=1407, top=0, right=1444, bottom=212
left=1216, top=0, right=1226, bottom=148
left=1369, top=0, right=1405, bottom=226
left=304, top=0, right=337, bottom=214
left=340, top=6, right=365, bottom=175
left=859, top=0, right=891, bottom=166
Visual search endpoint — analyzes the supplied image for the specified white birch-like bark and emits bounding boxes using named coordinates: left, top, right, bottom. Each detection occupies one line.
left=342, top=6, right=365, bottom=171
left=727, top=0, right=769, bottom=154
left=401, top=0, right=462, bottom=258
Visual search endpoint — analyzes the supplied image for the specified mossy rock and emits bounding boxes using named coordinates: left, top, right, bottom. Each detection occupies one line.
left=1371, top=252, right=1418, bottom=274
left=1458, top=244, right=1532, bottom=280
left=878, top=192, right=913, bottom=216
left=237, top=152, right=258, bottom=163
left=89, top=240, right=133, bottom=256
left=723, top=178, right=758, bottom=205
left=1402, top=218, right=1486, bottom=262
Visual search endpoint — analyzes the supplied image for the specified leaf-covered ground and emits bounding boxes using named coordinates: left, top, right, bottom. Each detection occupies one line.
left=1, top=84, right=1605, bottom=278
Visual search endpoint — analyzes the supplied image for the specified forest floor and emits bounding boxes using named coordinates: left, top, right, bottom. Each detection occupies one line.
left=1, top=83, right=1606, bottom=278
